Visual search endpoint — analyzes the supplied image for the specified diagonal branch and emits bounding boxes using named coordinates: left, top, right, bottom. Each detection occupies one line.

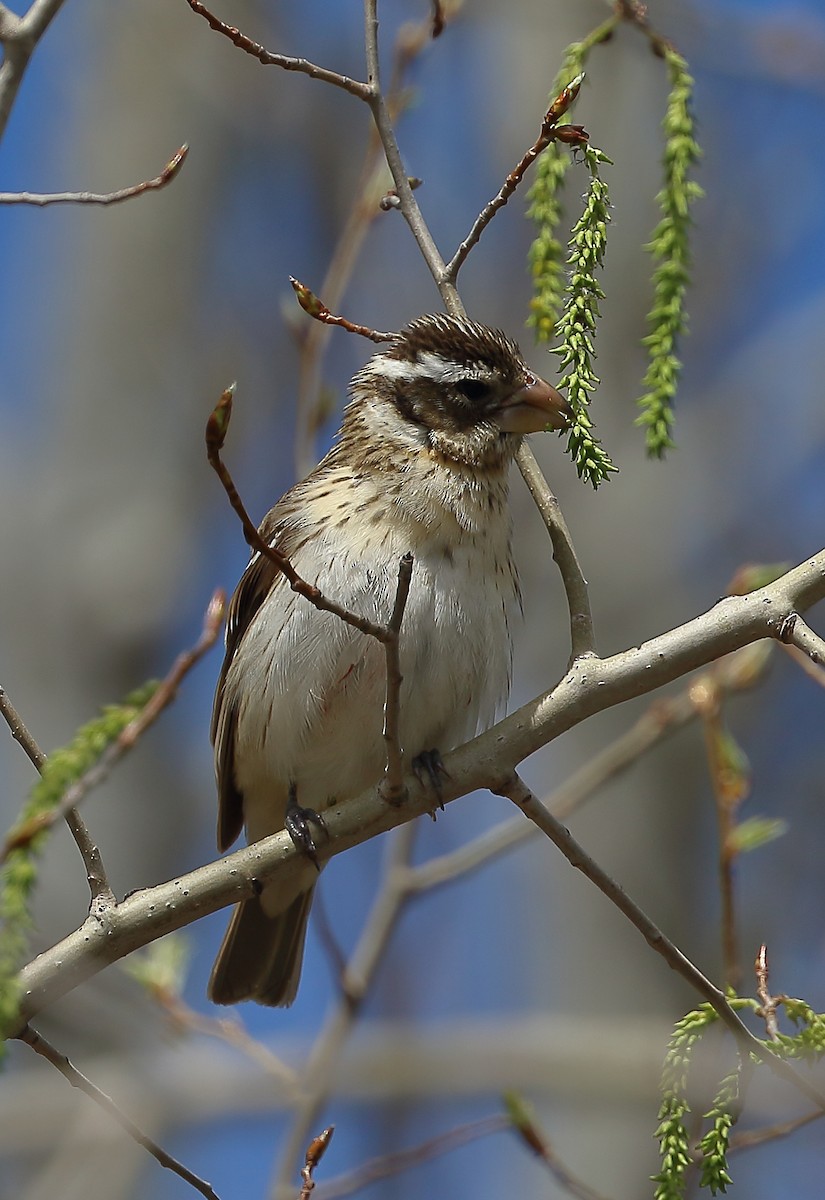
left=444, top=78, right=587, bottom=284
left=498, top=773, right=825, bottom=1111
left=0, top=685, right=110, bottom=897
left=1, top=589, right=225, bottom=863
left=17, top=1023, right=221, bottom=1200
left=208, top=384, right=412, bottom=781
left=207, top=385, right=396, bottom=645
left=15, top=550, right=825, bottom=1033
left=183, top=0, right=371, bottom=100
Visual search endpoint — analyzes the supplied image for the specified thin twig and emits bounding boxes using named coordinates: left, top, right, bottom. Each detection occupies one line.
left=782, top=643, right=825, bottom=689
left=0, top=590, right=226, bottom=865
left=515, top=442, right=596, bottom=660
left=184, top=0, right=370, bottom=100
left=0, top=684, right=109, bottom=895
left=498, top=773, right=825, bottom=1112
left=430, top=0, right=446, bottom=38
left=0, top=685, right=46, bottom=771
left=754, top=944, right=780, bottom=1042
left=781, top=613, right=825, bottom=667
left=444, top=77, right=587, bottom=283
left=317, top=1116, right=509, bottom=1200
left=729, top=1107, right=825, bottom=1154
left=17, top=1023, right=221, bottom=1200
left=380, top=554, right=414, bottom=803
left=206, top=385, right=395, bottom=645
left=292, top=11, right=437, bottom=475
left=209, top=387, right=414, bottom=787
left=0, top=144, right=188, bottom=205
left=361, top=0, right=462, bottom=314
left=290, top=277, right=394, bottom=343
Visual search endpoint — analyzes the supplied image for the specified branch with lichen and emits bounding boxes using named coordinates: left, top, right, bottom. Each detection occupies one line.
left=0, top=683, right=157, bottom=1044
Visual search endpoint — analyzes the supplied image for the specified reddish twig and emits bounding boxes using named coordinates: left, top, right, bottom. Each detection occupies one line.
left=290, top=277, right=394, bottom=343
left=207, top=385, right=397, bottom=643
left=207, top=386, right=413, bottom=783
left=0, top=145, right=188, bottom=206
left=431, top=0, right=446, bottom=38
left=17, top=1024, right=221, bottom=1200
left=0, top=590, right=226, bottom=868
left=183, top=0, right=370, bottom=100
left=443, top=76, right=588, bottom=283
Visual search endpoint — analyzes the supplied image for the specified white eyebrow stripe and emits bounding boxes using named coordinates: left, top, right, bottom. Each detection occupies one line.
left=362, top=358, right=419, bottom=382
left=416, top=351, right=469, bottom=382
left=369, top=351, right=493, bottom=384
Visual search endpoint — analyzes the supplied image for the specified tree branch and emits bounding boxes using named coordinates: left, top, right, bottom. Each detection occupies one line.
left=183, top=0, right=371, bottom=100
left=443, top=77, right=586, bottom=284
left=0, top=144, right=188, bottom=206
left=15, top=551, right=825, bottom=1029
left=0, top=0, right=68, bottom=142
left=515, top=442, right=596, bottom=660
left=17, top=1023, right=221, bottom=1200
left=407, top=641, right=772, bottom=893
left=498, top=773, right=825, bottom=1111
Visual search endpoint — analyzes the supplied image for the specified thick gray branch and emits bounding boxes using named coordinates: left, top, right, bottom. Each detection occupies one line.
left=16, top=550, right=825, bottom=1028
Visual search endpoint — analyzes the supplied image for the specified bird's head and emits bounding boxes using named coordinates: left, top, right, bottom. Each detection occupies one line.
left=349, top=314, right=571, bottom=471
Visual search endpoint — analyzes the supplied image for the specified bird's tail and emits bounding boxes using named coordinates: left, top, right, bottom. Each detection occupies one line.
left=208, top=887, right=314, bottom=1007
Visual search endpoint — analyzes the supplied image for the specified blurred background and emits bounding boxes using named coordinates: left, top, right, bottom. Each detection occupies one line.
left=1, top=0, right=825, bottom=1197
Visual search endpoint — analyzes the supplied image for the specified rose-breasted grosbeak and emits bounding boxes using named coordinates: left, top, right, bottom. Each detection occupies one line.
left=209, top=314, right=569, bottom=1006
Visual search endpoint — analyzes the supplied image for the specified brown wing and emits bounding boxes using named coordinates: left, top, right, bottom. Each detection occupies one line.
left=211, top=507, right=296, bottom=852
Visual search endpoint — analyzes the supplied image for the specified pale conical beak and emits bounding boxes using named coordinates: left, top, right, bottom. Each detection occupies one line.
left=495, top=374, right=572, bottom=434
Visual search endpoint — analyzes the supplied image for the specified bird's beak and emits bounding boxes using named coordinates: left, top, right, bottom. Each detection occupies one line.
left=495, top=374, right=572, bottom=434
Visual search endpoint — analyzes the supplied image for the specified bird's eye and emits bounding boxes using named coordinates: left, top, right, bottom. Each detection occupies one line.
left=455, top=378, right=491, bottom=402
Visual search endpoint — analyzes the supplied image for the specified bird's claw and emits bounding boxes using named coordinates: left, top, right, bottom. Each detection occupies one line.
left=286, top=785, right=326, bottom=869
left=412, top=748, right=449, bottom=816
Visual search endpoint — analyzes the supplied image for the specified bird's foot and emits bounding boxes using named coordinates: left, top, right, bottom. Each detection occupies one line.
left=285, top=783, right=326, bottom=870
left=412, top=748, right=449, bottom=817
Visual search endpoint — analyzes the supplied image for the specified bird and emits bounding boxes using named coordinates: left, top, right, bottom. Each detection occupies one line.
left=208, top=312, right=570, bottom=1006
